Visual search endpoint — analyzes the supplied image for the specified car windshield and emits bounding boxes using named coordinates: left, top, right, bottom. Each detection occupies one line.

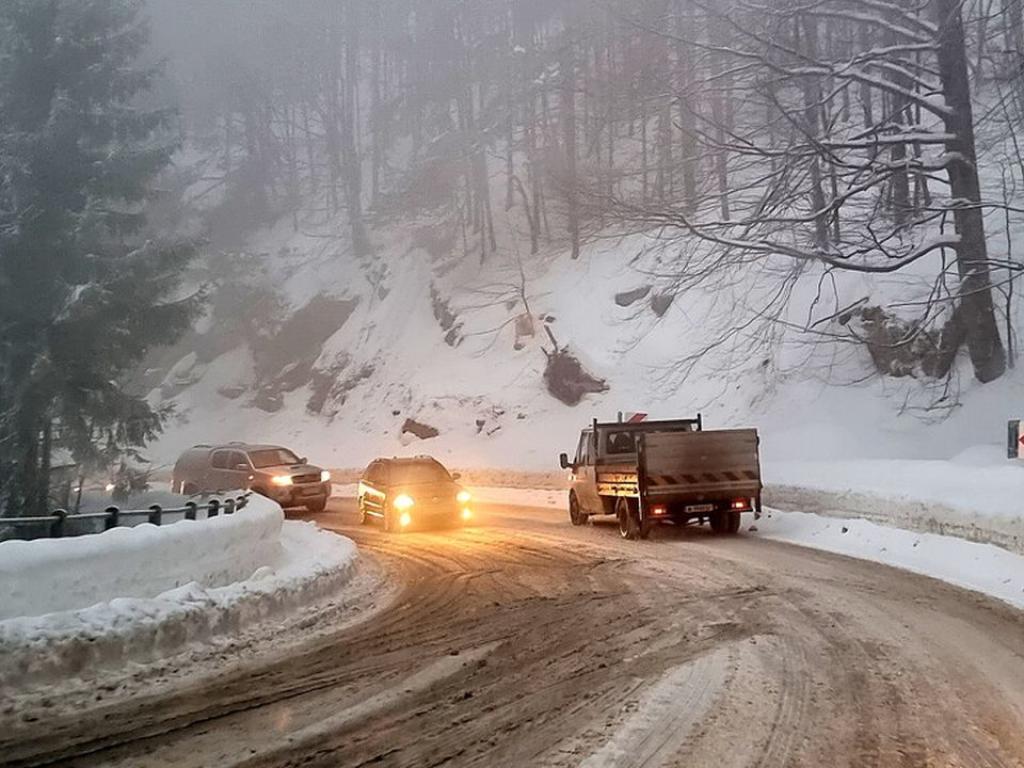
left=248, top=448, right=301, bottom=468
left=393, top=462, right=451, bottom=485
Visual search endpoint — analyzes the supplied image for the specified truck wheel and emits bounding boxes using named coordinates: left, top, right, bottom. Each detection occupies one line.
left=617, top=498, right=641, bottom=540
left=726, top=510, right=742, bottom=534
left=711, top=511, right=741, bottom=534
left=569, top=493, right=588, bottom=526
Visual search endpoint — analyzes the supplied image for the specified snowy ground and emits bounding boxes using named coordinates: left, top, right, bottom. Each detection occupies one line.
left=758, top=509, right=1024, bottom=610
left=766, top=444, right=1024, bottom=522
left=1, top=495, right=284, bottom=620
left=0, top=497, right=359, bottom=691
left=468, top=485, right=1024, bottom=611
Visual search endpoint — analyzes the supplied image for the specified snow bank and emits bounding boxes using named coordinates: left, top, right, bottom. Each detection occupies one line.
left=0, top=496, right=284, bottom=620
left=756, top=510, right=1024, bottom=610
left=0, top=520, right=357, bottom=690
left=765, top=451, right=1024, bottom=555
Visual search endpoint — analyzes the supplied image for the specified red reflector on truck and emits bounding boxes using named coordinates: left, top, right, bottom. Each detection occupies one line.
left=731, top=500, right=749, bottom=510
left=651, top=505, right=667, bottom=516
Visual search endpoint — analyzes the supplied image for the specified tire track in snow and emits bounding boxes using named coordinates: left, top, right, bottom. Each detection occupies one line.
left=551, top=646, right=730, bottom=768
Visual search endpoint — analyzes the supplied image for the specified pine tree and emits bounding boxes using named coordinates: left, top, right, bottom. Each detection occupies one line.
left=0, top=0, right=198, bottom=516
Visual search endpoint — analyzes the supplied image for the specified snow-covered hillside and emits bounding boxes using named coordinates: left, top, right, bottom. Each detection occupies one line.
left=144, top=197, right=1024, bottom=474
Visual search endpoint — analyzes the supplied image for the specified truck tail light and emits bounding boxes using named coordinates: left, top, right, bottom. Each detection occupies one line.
left=651, top=504, right=667, bottom=516
left=731, top=499, right=749, bottom=511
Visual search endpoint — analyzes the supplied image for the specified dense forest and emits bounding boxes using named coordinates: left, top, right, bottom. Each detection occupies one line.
left=150, top=0, right=1024, bottom=386
left=3, top=0, right=1024, bottom=513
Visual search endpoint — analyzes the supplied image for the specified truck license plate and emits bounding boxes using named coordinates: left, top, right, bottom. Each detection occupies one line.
left=685, top=503, right=715, bottom=513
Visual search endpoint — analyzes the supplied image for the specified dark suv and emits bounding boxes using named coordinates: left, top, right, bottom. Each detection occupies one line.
left=172, top=443, right=332, bottom=513
left=357, top=456, right=471, bottom=532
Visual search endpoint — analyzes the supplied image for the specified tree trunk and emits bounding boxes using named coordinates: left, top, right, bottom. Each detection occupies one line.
left=674, top=4, right=699, bottom=209
left=562, top=27, right=581, bottom=259
left=934, top=0, right=1007, bottom=382
left=342, top=0, right=372, bottom=257
left=370, top=6, right=382, bottom=209
left=708, top=13, right=730, bottom=220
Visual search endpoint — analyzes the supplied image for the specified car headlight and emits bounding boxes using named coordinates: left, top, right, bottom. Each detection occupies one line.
left=393, top=493, right=414, bottom=510
left=271, top=475, right=294, bottom=487
left=399, top=512, right=412, bottom=527
left=320, top=470, right=331, bottom=483
left=456, top=490, right=471, bottom=504
left=461, top=508, right=472, bottom=521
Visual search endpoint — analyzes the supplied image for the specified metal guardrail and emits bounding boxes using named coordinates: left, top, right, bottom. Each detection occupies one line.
left=0, top=491, right=253, bottom=539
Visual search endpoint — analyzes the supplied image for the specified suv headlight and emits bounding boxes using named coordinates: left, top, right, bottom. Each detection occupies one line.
left=393, top=494, right=414, bottom=510
left=271, top=475, right=294, bottom=487
left=320, top=470, right=331, bottom=483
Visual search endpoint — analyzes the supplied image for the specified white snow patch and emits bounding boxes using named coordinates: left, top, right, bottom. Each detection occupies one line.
left=0, top=496, right=284, bottom=620
left=756, top=509, right=1024, bottom=610
left=767, top=450, right=1024, bottom=522
left=766, top=452, right=1024, bottom=555
left=0, top=503, right=358, bottom=690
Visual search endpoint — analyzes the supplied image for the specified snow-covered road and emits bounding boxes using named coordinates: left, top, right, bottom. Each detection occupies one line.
left=5, top=497, right=1024, bottom=768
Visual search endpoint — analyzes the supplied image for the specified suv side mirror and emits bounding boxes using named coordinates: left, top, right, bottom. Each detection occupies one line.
left=559, top=452, right=571, bottom=470
left=451, top=472, right=461, bottom=481
left=299, top=456, right=308, bottom=465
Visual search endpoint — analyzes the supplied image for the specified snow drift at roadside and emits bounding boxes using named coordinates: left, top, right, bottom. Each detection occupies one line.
left=0, top=496, right=358, bottom=690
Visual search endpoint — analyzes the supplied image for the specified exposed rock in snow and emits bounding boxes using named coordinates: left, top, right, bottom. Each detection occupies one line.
left=543, top=348, right=609, bottom=406
left=650, top=292, right=674, bottom=317
left=402, top=418, right=440, bottom=440
left=614, top=285, right=651, bottom=307
left=430, top=282, right=463, bottom=347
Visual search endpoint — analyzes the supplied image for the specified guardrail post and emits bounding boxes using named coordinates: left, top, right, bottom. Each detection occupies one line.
left=50, top=509, right=67, bottom=538
left=207, top=498, right=220, bottom=518
left=223, top=497, right=235, bottom=515
left=148, top=504, right=162, bottom=526
left=105, top=506, right=120, bottom=530
left=184, top=501, right=198, bottom=521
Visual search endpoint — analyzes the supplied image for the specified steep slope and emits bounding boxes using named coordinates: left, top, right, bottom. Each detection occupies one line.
left=145, top=205, right=1024, bottom=473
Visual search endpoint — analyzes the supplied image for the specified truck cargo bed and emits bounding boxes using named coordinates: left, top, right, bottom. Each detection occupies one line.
left=641, top=428, right=761, bottom=501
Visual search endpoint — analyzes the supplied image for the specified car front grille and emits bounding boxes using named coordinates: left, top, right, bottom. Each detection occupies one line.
left=293, top=473, right=320, bottom=485
left=418, top=495, right=456, bottom=511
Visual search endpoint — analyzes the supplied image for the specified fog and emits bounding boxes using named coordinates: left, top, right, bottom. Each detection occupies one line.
left=2, top=0, right=1023, bottom=513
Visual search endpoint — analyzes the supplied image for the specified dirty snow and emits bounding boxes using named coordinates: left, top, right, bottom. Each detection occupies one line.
left=474, top=485, right=1024, bottom=611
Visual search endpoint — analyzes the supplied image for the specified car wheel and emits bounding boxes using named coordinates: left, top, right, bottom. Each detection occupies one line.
left=569, top=493, right=588, bottom=526
left=182, top=482, right=199, bottom=496
left=357, top=497, right=370, bottom=525
left=617, top=497, right=640, bottom=540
